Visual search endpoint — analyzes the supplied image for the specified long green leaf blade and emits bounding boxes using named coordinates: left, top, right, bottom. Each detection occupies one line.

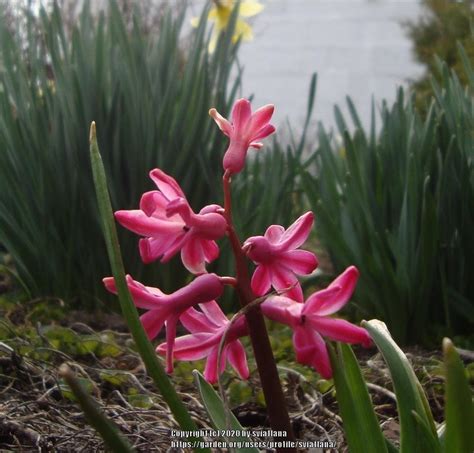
left=329, top=343, right=388, bottom=453
left=443, top=338, right=474, bottom=453
left=89, top=122, right=210, bottom=453
left=362, top=320, right=439, bottom=453
left=193, top=370, right=259, bottom=453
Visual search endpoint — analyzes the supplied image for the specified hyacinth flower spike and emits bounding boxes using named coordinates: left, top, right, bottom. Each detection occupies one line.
left=243, top=212, right=318, bottom=302
left=103, top=273, right=225, bottom=373
left=157, top=301, right=249, bottom=383
left=261, top=266, right=372, bottom=379
left=114, top=168, right=227, bottom=274
left=209, top=98, right=275, bottom=174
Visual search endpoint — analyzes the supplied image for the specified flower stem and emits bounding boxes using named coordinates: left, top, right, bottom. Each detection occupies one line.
left=223, top=172, right=296, bottom=450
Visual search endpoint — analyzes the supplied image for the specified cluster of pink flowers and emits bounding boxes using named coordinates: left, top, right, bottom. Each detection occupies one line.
left=104, top=99, right=371, bottom=383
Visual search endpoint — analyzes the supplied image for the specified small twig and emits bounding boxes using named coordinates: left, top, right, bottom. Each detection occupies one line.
left=455, top=347, right=474, bottom=361
left=366, top=382, right=397, bottom=402
left=0, top=418, right=41, bottom=447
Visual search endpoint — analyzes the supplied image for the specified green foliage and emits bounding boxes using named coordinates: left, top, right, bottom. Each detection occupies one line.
left=406, top=0, right=474, bottom=112
left=90, top=120, right=205, bottom=440
left=193, top=370, right=260, bottom=452
left=443, top=338, right=474, bottom=453
left=330, top=324, right=474, bottom=453
left=0, top=0, right=238, bottom=308
left=301, top=53, right=474, bottom=345
left=0, top=0, right=299, bottom=311
left=329, top=342, right=388, bottom=453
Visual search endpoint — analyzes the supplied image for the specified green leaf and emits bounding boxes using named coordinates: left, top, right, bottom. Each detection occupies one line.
left=193, top=370, right=259, bottom=453
left=99, top=370, right=130, bottom=387
left=90, top=123, right=210, bottom=452
left=127, top=394, right=154, bottom=409
left=443, top=338, right=474, bottom=453
left=329, top=343, right=388, bottom=453
left=76, top=335, right=100, bottom=355
left=363, top=320, right=439, bottom=453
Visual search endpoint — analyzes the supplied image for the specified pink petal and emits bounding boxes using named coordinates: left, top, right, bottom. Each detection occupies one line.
left=303, top=286, right=341, bottom=316
left=140, top=309, right=166, bottom=340
left=271, top=264, right=303, bottom=302
left=139, top=235, right=180, bottom=263
left=277, top=212, right=314, bottom=251
left=149, top=168, right=185, bottom=201
left=251, top=264, right=272, bottom=296
left=115, top=210, right=182, bottom=237
left=165, top=274, right=224, bottom=311
left=179, top=307, right=215, bottom=333
left=249, top=142, right=263, bottom=149
left=181, top=238, right=206, bottom=274
left=139, top=191, right=169, bottom=218
left=158, top=332, right=218, bottom=360
left=209, top=108, right=233, bottom=137
left=203, top=348, right=219, bottom=384
left=187, top=212, right=227, bottom=239
left=305, top=266, right=359, bottom=316
left=199, top=204, right=223, bottom=215
left=293, top=327, right=332, bottom=379
left=249, top=123, right=276, bottom=142
left=199, top=300, right=229, bottom=327
left=166, top=197, right=193, bottom=223
left=228, top=341, right=250, bottom=379
left=248, top=104, right=274, bottom=135
left=227, top=316, right=249, bottom=341
left=261, top=296, right=302, bottom=328
left=307, top=316, right=372, bottom=347
left=222, top=141, right=248, bottom=174
left=164, top=314, right=179, bottom=373
left=280, top=250, right=318, bottom=275
left=231, top=98, right=251, bottom=133
left=160, top=233, right=188, bottom=262
left=264, top=225, right=285, bottom=244
left=201, top=240, right=219, bottom=263
left=103, top=275, right=163, bottom=309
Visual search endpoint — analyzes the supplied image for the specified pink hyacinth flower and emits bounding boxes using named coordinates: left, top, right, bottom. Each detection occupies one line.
left=209, top=98, right=276, bottom=174
left=157, top=301, right=249, bottom=383
left=115, top=169, right=227, bottom=274
left=243, top=212, right=318, bottom=302
left=261, top=266, right=372, bottom=379
left=103, top=273, right=225, bottom=373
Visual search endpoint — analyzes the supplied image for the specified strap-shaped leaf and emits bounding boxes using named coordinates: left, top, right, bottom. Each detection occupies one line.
left=443, top=338, right=474, bottom=453
left=194, top=370, right=259, bottom=453
left=329, top=343, right=388, bottom=453
left=90, top=123, right=209, bottom=453
left=362, top=320, right=439, bottom=453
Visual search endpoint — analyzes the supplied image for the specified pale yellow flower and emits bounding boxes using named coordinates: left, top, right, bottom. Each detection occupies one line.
left=191, top=0, right=264, bottom=53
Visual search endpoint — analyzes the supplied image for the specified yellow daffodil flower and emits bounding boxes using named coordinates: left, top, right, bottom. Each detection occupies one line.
left=191, top=0, right=264, bottom=53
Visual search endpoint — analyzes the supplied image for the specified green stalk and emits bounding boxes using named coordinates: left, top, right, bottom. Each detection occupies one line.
left=89, top=122, right=210, bottom=453
left=59, top=364, right=134, bottom=452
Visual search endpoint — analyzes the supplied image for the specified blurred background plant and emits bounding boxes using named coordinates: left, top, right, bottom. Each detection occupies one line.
left=405, top=0, right=474, bottom=113
left=301, top=48, right=474, bottom=345
left=0, top=0, right=299, bottom=311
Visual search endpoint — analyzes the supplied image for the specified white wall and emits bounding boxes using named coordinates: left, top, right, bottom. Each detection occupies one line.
left=191, top=0, right=426, bottom=133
